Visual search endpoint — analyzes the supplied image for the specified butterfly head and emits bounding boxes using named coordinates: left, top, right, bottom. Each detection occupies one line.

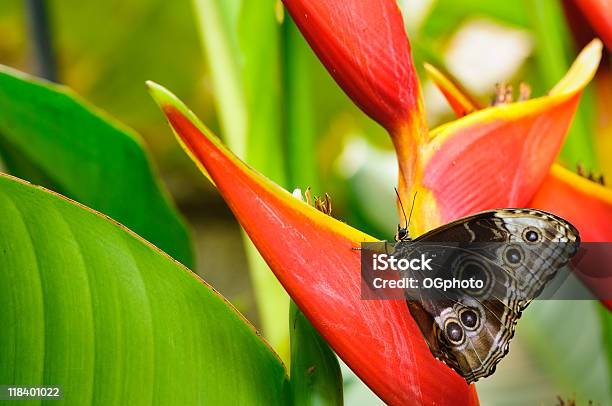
left=395, top=224, right=411, bottom=242
left=394, top=188, right=417, bottom=242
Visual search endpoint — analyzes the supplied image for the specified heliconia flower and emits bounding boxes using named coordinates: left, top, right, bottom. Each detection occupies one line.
left=148, top=82, right=480, bottom=406
left=282, top=1, right=605, bottom=240
left=283, top=0, right=610, bottom=310
left=573, top=0, right=612, bottom=50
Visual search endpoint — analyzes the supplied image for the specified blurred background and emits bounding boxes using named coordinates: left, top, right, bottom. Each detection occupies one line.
left=0, top=0, right=610, bottom=404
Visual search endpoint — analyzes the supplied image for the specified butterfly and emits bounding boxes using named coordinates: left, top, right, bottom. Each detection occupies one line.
left=392, top=193, right=580, bottom=383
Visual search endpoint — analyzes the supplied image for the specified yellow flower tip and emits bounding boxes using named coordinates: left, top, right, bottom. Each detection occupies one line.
left=146, top=81, right=209, bottom=136
left=146, top=80, right=175, bottom=109
left=423, top=62, right=480, bottom=117
left=146, top=81, right=217, bottom=184
left=423, top=63, right=452, bottom=87
left=423, top=63, right=448, bottom=93
left=422, top=62, right=438, bottom=79
left=549, top=38, right=603, bottom=96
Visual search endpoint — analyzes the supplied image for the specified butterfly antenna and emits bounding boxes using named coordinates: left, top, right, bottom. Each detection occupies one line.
left=408, top=191, right=418, bottom=228
left=394, top=188, right=408, bottom=227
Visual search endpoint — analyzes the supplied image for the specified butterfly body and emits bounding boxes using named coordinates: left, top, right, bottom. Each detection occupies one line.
left=393, top=209, right=579, bottom=383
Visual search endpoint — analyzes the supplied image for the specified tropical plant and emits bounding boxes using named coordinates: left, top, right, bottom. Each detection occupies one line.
left=0, top=0, right=610, bottom=405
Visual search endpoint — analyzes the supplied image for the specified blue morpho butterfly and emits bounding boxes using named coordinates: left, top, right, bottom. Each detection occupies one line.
left=379, top=190, right=580, bottom=383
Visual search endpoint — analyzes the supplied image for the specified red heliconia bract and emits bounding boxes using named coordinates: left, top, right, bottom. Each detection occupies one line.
left=411, top=41, right=603, bottom=235
left=281, top=0, right=427, bottom=138
left=421, top=43, right=612, bottom=243
left=423, top=50, right=612, bottom=310
left=148, top=83, right=480, bottom=406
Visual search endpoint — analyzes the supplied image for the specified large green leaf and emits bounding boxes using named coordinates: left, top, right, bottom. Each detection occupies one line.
left=0, top=173, right=288, bottom=404
left=0, top=66, right=193, bottom=267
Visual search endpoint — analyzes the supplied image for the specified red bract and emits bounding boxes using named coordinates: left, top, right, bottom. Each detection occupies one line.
left=411, top=41, right=603, bottom=234
left=425, top=53, right=612, bottom=310
left=281, top=0, right=427, bottom=140
left=148, top=83, right=479, bottom=406
left=423, top=44, right=612, bottom=242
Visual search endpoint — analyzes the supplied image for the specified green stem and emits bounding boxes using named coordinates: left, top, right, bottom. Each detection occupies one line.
left=283, top=18, right=319, bottom=191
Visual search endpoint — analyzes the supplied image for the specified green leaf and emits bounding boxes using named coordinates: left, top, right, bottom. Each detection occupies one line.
left=289, top=302, right=343, bottom=406
left=238, top=0, right=286, bottom=185
left=0, top=66, right=193, bottom=267
left=0, top=173, right=289, bottom=404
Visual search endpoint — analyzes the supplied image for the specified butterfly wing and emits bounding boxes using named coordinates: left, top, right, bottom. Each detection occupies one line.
left=394, top=209, right=579, bottom=383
